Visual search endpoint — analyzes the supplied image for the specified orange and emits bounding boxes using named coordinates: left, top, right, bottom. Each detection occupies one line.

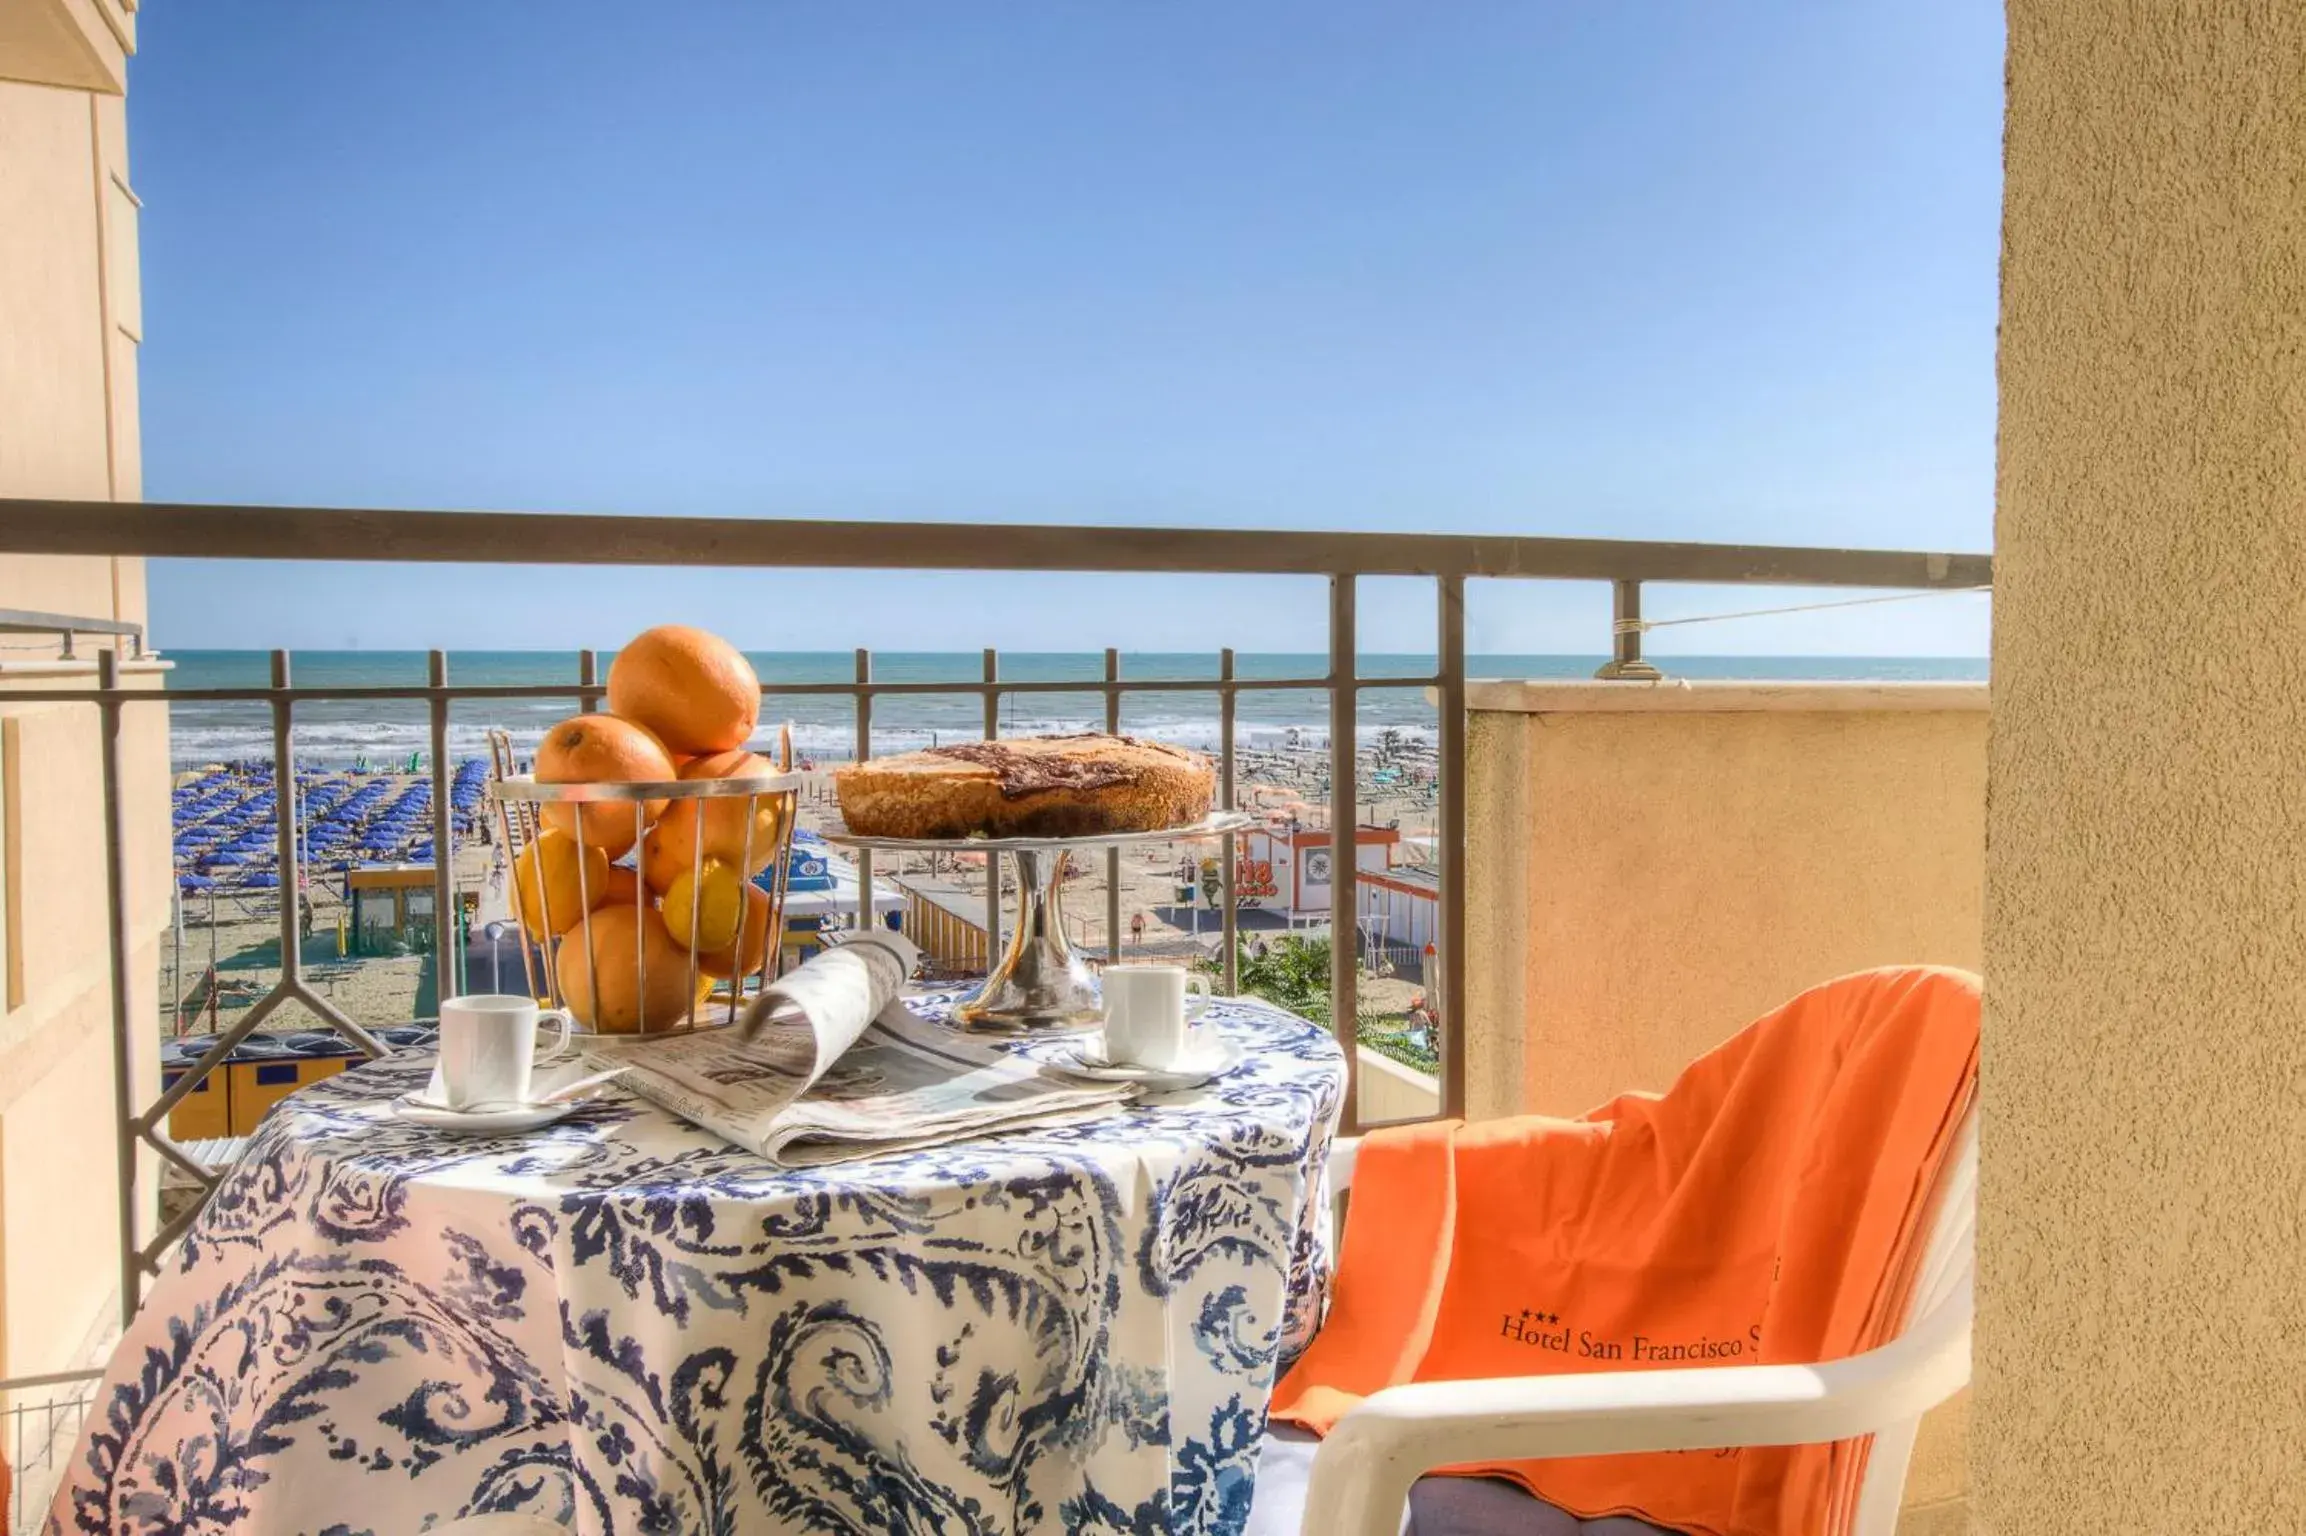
left=640, top=750, right=788, bottom=890
left=511, top=828, right=610, bottom=936
left=695, top=884, right=775, bottom=979
left=606, top=626, right=760, bottom=756
left=555, top=902, right=696, bottom=1034
left=590, top=864, right=643, bottom=909
left=534, top=713, right=676, bottom=859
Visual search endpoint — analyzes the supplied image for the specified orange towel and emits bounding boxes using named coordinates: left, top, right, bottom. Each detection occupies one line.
left=1270, top=965, right=1980, bottom=1536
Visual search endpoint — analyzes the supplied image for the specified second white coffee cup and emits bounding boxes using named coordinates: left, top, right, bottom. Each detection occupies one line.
left=438, top=993, right=575, bottom=1109
left=1100, top=963, right=1212, bottom=1070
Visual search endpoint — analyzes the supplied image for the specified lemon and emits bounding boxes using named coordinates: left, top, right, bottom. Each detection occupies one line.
left=662, top=858, right=746, bottom=953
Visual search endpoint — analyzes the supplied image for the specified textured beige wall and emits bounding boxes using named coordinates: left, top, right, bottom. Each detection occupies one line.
left=0, top=670, right=169, bottom=1376
left=0, top=0, right=129, bottom=95
left=1464, top=683, right=1987, bottom=1119
left=0, top=78, right=144, bottom=623
left=0, top=22, right=152, bottom=1375
left=1463, top=709, right=1532, bottom=1119
left=1462, top=681, right=1987, bottom=1527
left=1980, top=2, right=2306, bottom=1528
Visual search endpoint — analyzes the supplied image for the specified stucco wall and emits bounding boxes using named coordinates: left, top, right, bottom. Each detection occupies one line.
left=0, top=32, right=151, bottom=1376
left=1981, top=3, right=2306, bottom=1528
left=1462, top=680, right=1987, bottom=1528
left=0, top=0, right=131, bottom=96
left=1463, top=682, right=1987, bottom=1117
left=0, top=668, right=169, bottom=1377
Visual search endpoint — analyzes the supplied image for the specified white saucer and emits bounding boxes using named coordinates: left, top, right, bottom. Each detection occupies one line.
left=390, top=1095, right=581, bottom=1134
left=1044, top=1034, right=1244, bottom=1089
left=390, top=1062, right=605, bottom=1134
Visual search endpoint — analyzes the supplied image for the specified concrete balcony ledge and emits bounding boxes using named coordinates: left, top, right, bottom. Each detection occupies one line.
left=0, top=657, right=170, bottom=678
left=1355, top=1044, right=1440, bottom=1123
left=1467, top=679, right=1989, bottom=714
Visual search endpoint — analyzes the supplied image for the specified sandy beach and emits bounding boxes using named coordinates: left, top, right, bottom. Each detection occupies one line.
left=163, top=737, right=1441, bottom=1043
left=163, top=803, right=500, bottom=1038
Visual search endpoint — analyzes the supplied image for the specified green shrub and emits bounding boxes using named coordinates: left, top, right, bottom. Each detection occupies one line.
left=1361, top=1030, right=1440, bottom=1076
left=1199, top=933, right=1336, bottom=1026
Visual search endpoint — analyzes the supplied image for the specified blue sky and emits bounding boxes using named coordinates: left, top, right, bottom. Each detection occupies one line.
left=134, top=2, right=2003, bottom=655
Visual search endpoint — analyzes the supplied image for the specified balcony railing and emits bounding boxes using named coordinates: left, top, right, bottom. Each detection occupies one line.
left=0, top=496, right=1991, bottom=1320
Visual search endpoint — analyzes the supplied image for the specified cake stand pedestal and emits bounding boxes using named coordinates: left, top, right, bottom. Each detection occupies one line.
left=825, top=812, right=1255, bottom=1033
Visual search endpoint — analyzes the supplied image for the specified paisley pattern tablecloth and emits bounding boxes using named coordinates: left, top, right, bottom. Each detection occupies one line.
left=51, top=994, right=1345, bottom=1536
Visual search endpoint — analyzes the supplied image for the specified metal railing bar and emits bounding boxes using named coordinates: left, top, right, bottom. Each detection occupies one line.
left=982, top=649, right=1001, bottom=959
left=1104, top=649, right=1121, bottom=960
left=270, top=653, right=302, bottom=1013
left=852, top=650, right=873, bottom=934
left=0, top=674, right=1395, bottom=708
left=1436, top=575, right=1469, bottom=1121
left=30, top=507, right=1998, bottom=1334
left=252, top=662, right=393, bottom=1054
left=1329, top=576, right=1361, bottom=1137
left=285, top=980, right=389, bottom=1058
left=429, top=652, right=457, bottom=998
left=137, top=1122, right=219, bottom=1188
left=577, top=648, right=602, bottom=714
left=138, top=1193, right=209, bottom=1273
left=97, top=649, right=143, bottom=1324
left=0, top=606, right=144, bottom=659
left=1594, top=578, right=1662, bottom=681
left=0, top=498, right=1995, bottom=590
left=1219, top=648, right=1238, bottom=997
left=0, top=1369, right=105, bottom=1391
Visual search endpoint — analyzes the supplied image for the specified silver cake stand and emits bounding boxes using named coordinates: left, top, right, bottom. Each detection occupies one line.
left=824, top=811, right=1257, bottom=1033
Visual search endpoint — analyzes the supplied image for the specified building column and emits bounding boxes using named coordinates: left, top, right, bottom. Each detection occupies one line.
left=1982, top=2, right=2306, bottom=1527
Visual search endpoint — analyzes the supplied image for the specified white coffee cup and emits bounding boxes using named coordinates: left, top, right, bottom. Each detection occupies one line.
left=1100, top=963, right=1213, bottom=1070
left=438, top=994, right=575, bottom=1109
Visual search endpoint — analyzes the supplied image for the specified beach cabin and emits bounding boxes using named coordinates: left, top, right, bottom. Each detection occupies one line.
left=1352, top=864, right=1441, bottom=976
left=346, top=864, right=440, bottom=953
left=1240, top=821, right=1402, bottom=922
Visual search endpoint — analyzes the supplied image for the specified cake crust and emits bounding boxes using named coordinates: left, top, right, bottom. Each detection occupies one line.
left=834, top=733, right=1215, bottom=840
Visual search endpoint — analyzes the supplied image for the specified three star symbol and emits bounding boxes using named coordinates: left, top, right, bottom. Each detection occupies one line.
left=1518, top=1307, right=1562, bottom=1325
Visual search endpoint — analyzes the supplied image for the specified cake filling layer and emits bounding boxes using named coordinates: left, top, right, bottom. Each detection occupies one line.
left=924, top=735, right=1151, bottom=798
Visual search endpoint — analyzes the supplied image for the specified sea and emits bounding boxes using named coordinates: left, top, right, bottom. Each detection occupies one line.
left=162, top=651, right=1990, bottom=770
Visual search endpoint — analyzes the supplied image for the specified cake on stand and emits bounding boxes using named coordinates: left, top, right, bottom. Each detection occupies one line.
left=825, top=811, right=1255, bottom=1032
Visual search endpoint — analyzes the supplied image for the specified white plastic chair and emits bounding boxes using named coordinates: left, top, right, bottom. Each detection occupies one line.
left=1283, top=1108, right=1976, bottom=1536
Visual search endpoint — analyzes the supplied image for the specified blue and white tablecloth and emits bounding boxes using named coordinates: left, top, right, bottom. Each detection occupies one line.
left=51, top=995, right=1346, bottom=1536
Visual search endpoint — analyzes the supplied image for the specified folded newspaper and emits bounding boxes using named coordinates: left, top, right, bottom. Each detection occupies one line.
left=577, top=931, right=1136, bottom=1166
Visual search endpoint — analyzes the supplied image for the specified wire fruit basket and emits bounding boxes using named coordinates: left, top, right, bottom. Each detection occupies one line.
left=488, top=725, right=803, bottom=1034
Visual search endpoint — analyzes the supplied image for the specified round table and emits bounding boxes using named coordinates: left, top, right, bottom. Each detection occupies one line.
left=54, top=994, right=1346, bottom=1536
